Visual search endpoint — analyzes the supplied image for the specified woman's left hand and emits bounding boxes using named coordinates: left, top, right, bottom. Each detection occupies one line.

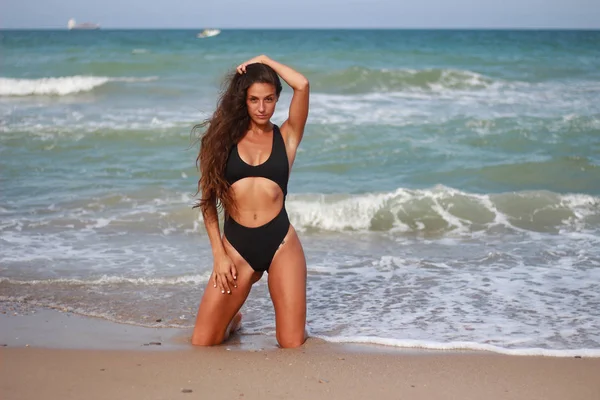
left=236, top=55, right=268, bottom=74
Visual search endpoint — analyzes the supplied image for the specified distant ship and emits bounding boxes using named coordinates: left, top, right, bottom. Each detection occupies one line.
left=197, top=29, right=221, bottom=38
left=68, top=18, right=100, bottom=30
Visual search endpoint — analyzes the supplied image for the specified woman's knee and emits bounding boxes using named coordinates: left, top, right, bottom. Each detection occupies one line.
left=277, top=332, right=306, bottom=348
left=191, top=331, right=221, bottom=346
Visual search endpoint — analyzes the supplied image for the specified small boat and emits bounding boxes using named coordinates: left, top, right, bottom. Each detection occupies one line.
left=68, top=18, right=100, bottom=30
left=197, top=29, right=221, bottom=38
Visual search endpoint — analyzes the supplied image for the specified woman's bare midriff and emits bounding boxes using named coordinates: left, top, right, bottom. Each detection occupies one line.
left=228, top=177, right=285, bottom=227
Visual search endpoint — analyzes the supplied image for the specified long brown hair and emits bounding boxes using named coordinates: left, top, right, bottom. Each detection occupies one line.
left=193, top=63, right=283, bottom=219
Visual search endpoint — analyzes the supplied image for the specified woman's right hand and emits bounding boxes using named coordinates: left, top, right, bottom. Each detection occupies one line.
left=212, top=253, right=238, bottom=294
left=236, top=54, right=268, bottom=74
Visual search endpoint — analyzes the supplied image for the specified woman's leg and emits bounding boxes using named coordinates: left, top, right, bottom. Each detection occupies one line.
left=191, top=238, right=263, bottom=346
left=267, top=227, right=307, bottom=348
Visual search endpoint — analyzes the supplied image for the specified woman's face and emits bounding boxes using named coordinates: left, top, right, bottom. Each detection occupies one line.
left=246, top=83, right=278, bottom=125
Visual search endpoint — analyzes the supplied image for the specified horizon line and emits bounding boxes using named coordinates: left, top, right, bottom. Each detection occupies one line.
left=2, top=26, right=600, bottom=31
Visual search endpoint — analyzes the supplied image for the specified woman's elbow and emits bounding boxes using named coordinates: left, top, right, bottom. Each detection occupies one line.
left=297, top=79, right=309, bottom=91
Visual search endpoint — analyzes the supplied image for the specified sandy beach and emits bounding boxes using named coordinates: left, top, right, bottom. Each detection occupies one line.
left=3, top=29, right=600, bottom=400
left=2, top=308, right=599, bottom=400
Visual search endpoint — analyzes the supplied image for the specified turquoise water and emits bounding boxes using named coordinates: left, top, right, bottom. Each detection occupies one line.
left=1, top=30, right=599, bottom=355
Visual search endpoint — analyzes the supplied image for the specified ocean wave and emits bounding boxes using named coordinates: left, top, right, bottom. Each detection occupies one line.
left=310, top=67, right=499, bottom=94
left=3, top=186, right=598, bottom=237
left=0, top=75, right=158, bottom=96
left=286, top=186, right=600, bottom=235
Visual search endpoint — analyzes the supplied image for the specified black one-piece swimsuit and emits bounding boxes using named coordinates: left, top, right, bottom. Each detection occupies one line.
left=223, top=124, right=290, bottom=272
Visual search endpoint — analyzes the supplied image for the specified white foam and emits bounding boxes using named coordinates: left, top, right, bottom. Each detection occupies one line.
left=0, top=108, right=202, bottom=136
left=0, top=273, right=211, bottom=286
left=310, top=335, right=600, bottom=357
left=90, top=218, right=112, bottom=228
left=304, top=78, right=600, bottom=125
left=428, top=69, right=496, bottom=91
left=0, top=75, right=158, bottom=96
left=288, top=191, right=397, bottom=231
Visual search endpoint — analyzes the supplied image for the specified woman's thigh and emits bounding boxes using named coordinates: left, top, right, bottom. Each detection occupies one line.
left=191, top=237, right=263, bottom=346
left=267, top=227, right=307, bottom=348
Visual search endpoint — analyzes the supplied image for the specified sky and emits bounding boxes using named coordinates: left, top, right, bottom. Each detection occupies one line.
left=2, top=0, right=600, bottom=29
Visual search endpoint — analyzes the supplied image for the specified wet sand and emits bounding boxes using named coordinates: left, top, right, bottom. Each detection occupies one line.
left=1, top=308, right=599, bottom=400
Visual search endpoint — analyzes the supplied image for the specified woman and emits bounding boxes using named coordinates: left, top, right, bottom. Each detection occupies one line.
left=191, top=55, right=310, bottom=348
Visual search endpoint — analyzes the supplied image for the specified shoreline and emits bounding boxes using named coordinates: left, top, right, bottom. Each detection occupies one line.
left=2, top=304, right=599, bottom=356
left=1, top=304, right=597, bottom=357
left=0, top=305, right=450, bottom=354
left=2, top=306, right=600, bottom=399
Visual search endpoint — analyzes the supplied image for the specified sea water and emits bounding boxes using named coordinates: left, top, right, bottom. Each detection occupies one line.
left=1, top=29, right=599, bottom=356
